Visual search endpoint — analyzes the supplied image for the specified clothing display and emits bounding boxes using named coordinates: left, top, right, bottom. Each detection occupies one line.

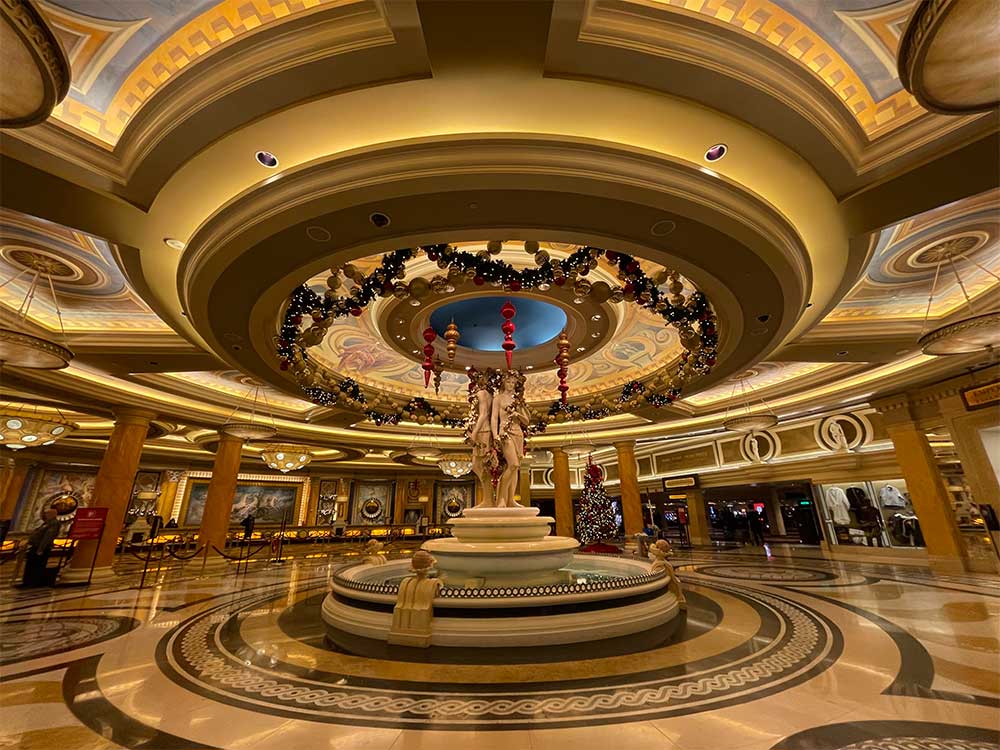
left=889, top=513, right=923, bottom=547
left=879, top=485, right=906, bottom=508
left=845, top=486, right=869, bottom=511
left=825, top=487, right=851, bottom=526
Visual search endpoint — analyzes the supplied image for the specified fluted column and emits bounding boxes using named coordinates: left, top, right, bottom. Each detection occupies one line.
left=0, top=458, right=31, bottom=520
left=64, top=408, right=154, bottom=582
left=686, top=487, right=712, bottom=546
left=198, top=432, right=244, bottom=555
left=156, top=470, right=182, bottom=522
left=875, top=396, right=969, bottom=573
left=552, top=448, right=573, bottom=537
left=938, top=392, right=1000, bottom=507
left=615, top=441, right=643, bottom=537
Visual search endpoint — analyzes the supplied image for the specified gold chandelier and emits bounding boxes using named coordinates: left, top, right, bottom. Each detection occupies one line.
left=0, top=254, right=73, bottom=369
left=438, top=452, right=473, bottom=478
left=260, top=443, right=312, bottom=473
left=0, top=403, right=76, bottom=450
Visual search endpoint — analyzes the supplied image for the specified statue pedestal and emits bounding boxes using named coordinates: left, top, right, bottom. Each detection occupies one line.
left=423, top=505, right=578, bottom=587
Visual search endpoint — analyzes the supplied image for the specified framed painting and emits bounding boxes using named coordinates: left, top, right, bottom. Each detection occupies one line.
left=17, top=467, right=97, bottom=531
left=435, top=481, right=475, bottom=523
left=350, top=480, right=394, bottom=525
left=183, top=481, right=300, bottom=526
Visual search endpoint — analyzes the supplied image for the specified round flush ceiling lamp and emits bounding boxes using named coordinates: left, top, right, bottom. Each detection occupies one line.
left=721, top=378, right=779, bottom=432
left=918, top=251, right=1000, bottom=356
left=0, top=0, right=70, bottom=127
left=260, top=443, right=312, bottom=473
left=438, top=452, right=473, bottom=478
left=0, top=404, right=76, bottom=450
left=0, top=253, right=74, bottom=369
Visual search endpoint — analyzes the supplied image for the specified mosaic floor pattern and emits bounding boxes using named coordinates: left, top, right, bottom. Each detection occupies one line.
left=1, top=547, right=997, bottom=749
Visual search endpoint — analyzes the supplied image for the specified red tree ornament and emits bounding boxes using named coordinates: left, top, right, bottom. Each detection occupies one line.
left=500, top=300, right=516, bottom=368
left=422, top=327, right=437, bottom=387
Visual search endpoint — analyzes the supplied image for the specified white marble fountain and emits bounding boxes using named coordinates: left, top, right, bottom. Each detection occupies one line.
left=321, top=369, right=684, bottom=649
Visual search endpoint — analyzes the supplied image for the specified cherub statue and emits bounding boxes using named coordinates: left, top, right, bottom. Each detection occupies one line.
left=649, top=539, right=674, bottom=573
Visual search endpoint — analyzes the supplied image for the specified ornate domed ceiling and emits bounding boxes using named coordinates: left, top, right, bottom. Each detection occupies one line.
left=0, top=0, right=996, bottom=467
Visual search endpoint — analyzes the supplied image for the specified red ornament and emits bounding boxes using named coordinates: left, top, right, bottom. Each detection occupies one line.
left=509, top=280, right=522, bottom=292
left=349, top=307, right=362, bottom=317
left=500, top=300, right=516, bottom=368
left=422, top=327, right=437, bottom=386
left=291, top=315, right=302, bottom=325
left=605, top=250, right=619, bottom=263
left=473, top=276, right=485, bottom=286
left=553, top=276, right=566, bottom=286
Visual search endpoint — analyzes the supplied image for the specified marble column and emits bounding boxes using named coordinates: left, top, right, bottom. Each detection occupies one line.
left=875, top=396, right=969, bottom=573
left=686, top=487, right=712, bottom=546
left=767, top=487, right=787, bottom=535
left=393, top=480, right=409, bottom=525
left=938, top=392, right=1000, bottom=506
left=63, top=408, right=155, bottom=582
left=0, top=458, right=31, bottom=520
left=615, top=441, right=643, bottom=537
left=552, top=448, right=573, bottom=537
left=156, top=470, right=182, bottom=522
left=198, top=431, right=244, bottom=556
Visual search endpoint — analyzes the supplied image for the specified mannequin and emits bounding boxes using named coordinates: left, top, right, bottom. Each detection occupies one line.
left=466, top=368, right=495, bottom=507
left=491, top=370, right=530, bottom=508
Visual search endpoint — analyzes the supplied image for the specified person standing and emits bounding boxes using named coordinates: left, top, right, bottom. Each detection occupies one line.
left=240, top=513, right=255, bottom=540
left=748, top=510, right=765, bottom=546
left=20, top=508, right=61, bottom=588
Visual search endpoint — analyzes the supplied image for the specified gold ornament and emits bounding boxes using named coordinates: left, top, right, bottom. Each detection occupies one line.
left=535, top=250, right=550, bottom=266
left=444, top=320, right=460, bottom=362
left=487, top=240, right=504, bottom=255
left=524, top=240, right=540, bottom=255
left=408, top=277, right=430, bottom=299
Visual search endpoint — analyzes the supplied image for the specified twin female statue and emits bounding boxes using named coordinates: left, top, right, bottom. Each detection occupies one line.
left=465, top=367, right=531, bottom=508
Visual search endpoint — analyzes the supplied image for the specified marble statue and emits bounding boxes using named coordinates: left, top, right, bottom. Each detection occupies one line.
left=828, top=420, right=850, bottom=452
left=362, top=538, right=386, bottom=566
left=649, top=539, right=687, bottom=609
left=466, top=368, right=495, bottom=507
left=492, top=369, right=531, bottom=508
left=747, top=433, right=762, bottom=463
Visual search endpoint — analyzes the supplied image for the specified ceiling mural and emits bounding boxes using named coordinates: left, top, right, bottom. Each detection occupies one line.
left=0, top=209, right=170, bottom=332
left=823, top=189, right=1000, bottom=324
left=154, top=370, right=314, bottom=413
left=38, top=0, right=339, bottom=146
left=654, top=0, right=922, bottom=137
left=683, top=361, right=835, bottom=407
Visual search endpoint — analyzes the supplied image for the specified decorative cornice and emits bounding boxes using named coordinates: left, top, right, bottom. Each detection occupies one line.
left=0, top=0, right=70, bottom=127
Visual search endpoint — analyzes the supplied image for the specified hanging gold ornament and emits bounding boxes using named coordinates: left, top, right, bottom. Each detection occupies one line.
left=444, top=320, right=460, bottom=362
left=432, top=355, right=444, bottom=394
left=524, top=240, right=539, bottom=255
left=487, top=240, right=504, bottom=255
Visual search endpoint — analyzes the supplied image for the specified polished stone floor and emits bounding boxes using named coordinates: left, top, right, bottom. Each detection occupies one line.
left=1, top=545, right=998, bottom=749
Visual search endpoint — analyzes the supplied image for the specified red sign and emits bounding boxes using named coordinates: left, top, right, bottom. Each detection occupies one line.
left=754, top=502, right=765, bottom=514
left=677, top=507, right=688, bottom=525
left=69, top=507, right=108, bottom=540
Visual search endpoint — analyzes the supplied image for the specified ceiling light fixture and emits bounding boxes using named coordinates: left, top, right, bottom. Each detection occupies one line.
left=438, top=452, right=473, bottom=478
left=255, top=150, right=279, bottom=168
left=0, top=254, right=73, bottom=369
left=222, top=382, right=277, bottom=440
left=722, top=377, right=778, bottom=432
left=163, top=238, right=185, bottom=251
left=0, top=402, right=76, bottom=450
left=260, top=443, right=312, bottom=473
left=704, top=143, right=727, bottom=161
left=918, top=251, right=1000, bottom=355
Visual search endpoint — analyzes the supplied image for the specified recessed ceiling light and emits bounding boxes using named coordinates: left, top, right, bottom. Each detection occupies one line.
left=591, top=314, right=602, bottom=321
left=397, top=319, right=405, bottom=324
left=163, top=237, right=185, bottom=250
left=306, top=226, right=331, bottom=243
left=525, top=365, right=533, bottom=370
left=255, top=150, right=279, bottom=168
left=576, top=346, right=586, bottom=352
left=704, top=143, right=727, bottom=162
left=591, top=332, right=600, bottom=338
left=836, top=350, right=849, bottom=356
left=396, top=335, right=406, bottom=340
left=650, top=219, right=676, bottom=237
left=412, top=349, right=419, bottom=354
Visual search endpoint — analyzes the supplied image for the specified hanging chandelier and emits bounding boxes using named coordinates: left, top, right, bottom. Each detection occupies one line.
left=438, top=452, right=473, bottom=477
left=722, top=378, right=778, bottom=432
left=222, top=380, right=277, bottom=440
left=260, top=443, right=312, bottom=473
left=918, top=250, right=1000, bottom=356
left=0, top=254, right=74, bottom=369
left=0, top=403, right=76, bottom=450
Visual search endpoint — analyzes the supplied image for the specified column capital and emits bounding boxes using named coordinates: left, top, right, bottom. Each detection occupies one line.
left=613, top=440, right=636, bottom=452
left=112, top=407, right=157, bottom=426
left=871, top=394, right=915, bottom=428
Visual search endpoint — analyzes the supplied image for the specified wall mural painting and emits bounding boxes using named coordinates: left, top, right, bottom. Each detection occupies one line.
left=17, top=467, right=97, bottom=532
left=183, top=482, right=299, bottom=526
left=350, top=481, right=394, bottom=525
left=127, top=471, right=162, bottom=519
left=436, top=481, right=475, bottom=524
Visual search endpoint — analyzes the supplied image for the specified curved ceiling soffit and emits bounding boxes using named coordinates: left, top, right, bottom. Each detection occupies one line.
left=0, top=0, right=70, bottom=128
left=176, top=136, right=813, bottom=405
left=11, top=0, right=429, bottom=208
left=546, top=0, right=992, bottom=192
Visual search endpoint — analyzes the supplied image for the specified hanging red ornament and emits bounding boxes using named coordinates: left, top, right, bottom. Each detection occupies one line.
left=422, top=327, right=437, bottom=387
left=500, top=300, right=516, bottom=368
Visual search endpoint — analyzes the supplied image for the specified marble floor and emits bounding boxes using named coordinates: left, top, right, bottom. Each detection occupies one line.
left=1, top=545, right=998, bottom=750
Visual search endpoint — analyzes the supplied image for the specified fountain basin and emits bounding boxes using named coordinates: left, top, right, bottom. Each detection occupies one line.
left=422, top=536, right=579, bottom=586
left=322, top=554, right=680, bottom=648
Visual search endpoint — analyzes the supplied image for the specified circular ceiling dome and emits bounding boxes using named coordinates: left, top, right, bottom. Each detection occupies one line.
left=430, top=297, right=567, bottom=352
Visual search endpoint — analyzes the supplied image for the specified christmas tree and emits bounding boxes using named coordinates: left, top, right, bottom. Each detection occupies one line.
left=576, top=460, right=619, bottom=544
